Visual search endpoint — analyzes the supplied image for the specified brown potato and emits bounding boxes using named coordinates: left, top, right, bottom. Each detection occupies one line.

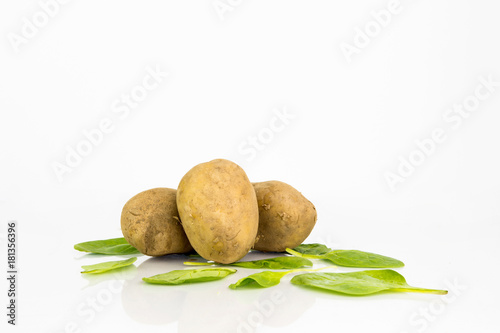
left=252, top=181, right=317, bottom=252
left=121, top=188, right=193, bottom=256
left=176, top=159, right=259, bottom=264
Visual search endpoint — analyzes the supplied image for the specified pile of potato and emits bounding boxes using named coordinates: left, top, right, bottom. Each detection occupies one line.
left=120, top=159, right=317, bottom=264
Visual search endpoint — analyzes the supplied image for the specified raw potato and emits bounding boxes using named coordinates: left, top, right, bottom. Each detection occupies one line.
left=252, top=181, right=317, bottom=252
left=176, top=159, right=259, bottom=264
left=121, top=188, right=193, bottom=256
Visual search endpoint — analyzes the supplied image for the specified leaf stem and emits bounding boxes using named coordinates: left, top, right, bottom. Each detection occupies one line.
left=394, top=288, right=448, bottom=295
left=183, top=261, right=214, bottom=266
left=286, top=265, right=337, bottom=275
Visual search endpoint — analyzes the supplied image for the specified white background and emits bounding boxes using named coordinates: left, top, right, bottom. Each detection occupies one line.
left=1, top=1, right=500, bottom=332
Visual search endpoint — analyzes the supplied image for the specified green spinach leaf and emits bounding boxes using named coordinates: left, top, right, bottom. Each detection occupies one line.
left=185, top=256, right=312, bottom=269
left=323, top=250, right=404, bottom=268
left=287, top=245, right=404, bottom=268
left=143, top=268, right=236, bottom=285
left=74, top=237, right=141, bottom=255
left=81, top=257, right=137, bottom=274
left=292, top=243, right=332, bottom=256
left=229, top=266, right=334, bottom=289
left=229, top=271, right=290, bottom=289
left=291, top=269, right=448, bottom=296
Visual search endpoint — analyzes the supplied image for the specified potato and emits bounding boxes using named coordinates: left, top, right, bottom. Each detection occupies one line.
left=121, top=188, right=193, bottom=256
left=252, top=181, right=317, bottom=252
left=176, top=159, right=259, bottom=264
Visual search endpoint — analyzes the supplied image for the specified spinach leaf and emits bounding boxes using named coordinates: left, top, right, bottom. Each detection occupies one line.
left=229, top=271, right=289, bottom=289
left=232, top=257, right=312, bottom=269
left=292, top=243, right=332, bottom=256
left=323, top=250, right=404, bottom=268
left=81, top=257, right=137, bottom=274
left=74, top=237, right=141, bottom=255
left=185, top=256, right=313, bottom=269
left=229, top=266, right=334, bottom=289
left=291, top=269, right=448, bottom=296
left=142, top=268, right=236, bottom=285
left=287, top=245, right=404, bottom=268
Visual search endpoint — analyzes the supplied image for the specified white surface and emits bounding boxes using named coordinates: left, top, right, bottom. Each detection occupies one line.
left=1, top=1, right=500, bottom=332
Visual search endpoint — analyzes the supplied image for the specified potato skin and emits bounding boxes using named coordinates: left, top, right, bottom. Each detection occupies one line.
left=176, top=159, right=259, bottom=264
left=121, top=188, right=193, bottom=256
left=252, top=181, right=317, bottom=252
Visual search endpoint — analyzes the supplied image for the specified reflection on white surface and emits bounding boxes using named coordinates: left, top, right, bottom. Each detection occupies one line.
left=121, top=256, right=187, bottom=325
left=121, top=252, right=317, bottom=332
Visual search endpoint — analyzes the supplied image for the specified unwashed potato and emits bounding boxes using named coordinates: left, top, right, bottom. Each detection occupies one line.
left=252, top=181, right=317, bottom=252
left=176, top=159, right=259, bottom=264
left=121, top=188, right=193, bottom=256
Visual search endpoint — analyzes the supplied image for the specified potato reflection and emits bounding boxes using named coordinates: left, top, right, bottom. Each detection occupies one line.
left=178, top=281, right=256, bottom=333
left=260, top=281, right=315, bottom=327
left=121, top=255, right=317, bottom=331
left=178, top=271, right=315, bottom=332
left=121, top=256, right=188, bottom=325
